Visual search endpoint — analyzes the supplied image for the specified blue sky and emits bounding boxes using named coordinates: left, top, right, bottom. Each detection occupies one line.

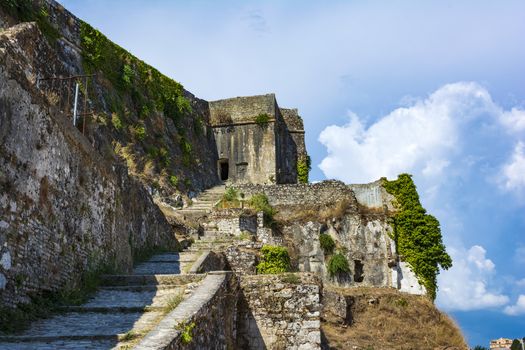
left=59, top=0, right=525, bottom=346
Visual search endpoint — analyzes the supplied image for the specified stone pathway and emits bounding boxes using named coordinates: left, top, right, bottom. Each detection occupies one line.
left=176, top=185, right=226, bottom=219
left=0, top=253, right=203, bottom=350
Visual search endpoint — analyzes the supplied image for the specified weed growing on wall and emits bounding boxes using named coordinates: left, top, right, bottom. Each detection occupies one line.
left=297, top=155, right=311, bottom=183
left=176, top=321, right=196, bottom=344
left=257, top=245, right=291, bottom=274
left=319, top=233, right=335, bottom=255
left=255, top=113, right=271, bottom=127
left=382, top=174, right=452, bottom=300
left=327, top=253, right=350, bottom=277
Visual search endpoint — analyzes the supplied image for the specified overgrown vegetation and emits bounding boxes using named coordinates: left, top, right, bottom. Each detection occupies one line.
left=327, top=253, right=350, bottom=277
left=382, top=174, right=452, bottom=300
left=79, top=21, right=199, bottom=189
left=297, top=155, right=311, bottom=184
left=216, top=187, right=240, bottom=208
left=256, top=245, right=291, bottom=274
left=319, top=233, right=335, bottom=255
left=255, top=113, right=271, bottom=127
left=1, top=0, right=60, bottom=43
left=248, top=193, right=277, bottom=224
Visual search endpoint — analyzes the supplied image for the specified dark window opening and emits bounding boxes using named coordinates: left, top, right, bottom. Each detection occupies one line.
left=354, top=260, right=364, bottom=282
left=219, top=160, right=229, bottom=181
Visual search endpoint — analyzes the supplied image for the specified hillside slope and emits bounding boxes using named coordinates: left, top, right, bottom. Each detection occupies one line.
left=322, top=287, right=467, bottom=350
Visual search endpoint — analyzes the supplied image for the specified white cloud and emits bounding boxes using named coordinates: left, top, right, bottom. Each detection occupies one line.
left=500, top=108, right=525, bottom=133
left=500, top=142, right=525, bottom=192
left=437, top=245, right=509, bottom=311
left=318, top=82, right=522, bottom=187
left=504, top=295, right=525, bottom=316
left=516, top=279, right=525, bottom=288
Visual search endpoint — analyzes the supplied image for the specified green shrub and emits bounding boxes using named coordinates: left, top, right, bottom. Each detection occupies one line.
left=255, top=113, right=271, bottom=127
left=319, top=233, right=335, bottom=255
left=327, top=253, right=350, bottom=277
left=131, top=124, right=146, bottom=141
left=111, top=112, right=123, bottom=130
left=248, top=193, right=276, bottom=223
left=257, top=245, right=290, bottom=274
left=122, top=64, right=134, bottom=88
left=382, top=174, right=452, bottom=300
left=169, top=175, right=178, bottom=187
left=223, top=187, right=239, bottom=202
left=297, top=155, right=311, bottom=184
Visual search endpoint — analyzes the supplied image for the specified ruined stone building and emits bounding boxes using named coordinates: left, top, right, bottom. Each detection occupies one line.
left=209, top=94, right=307, bottom=185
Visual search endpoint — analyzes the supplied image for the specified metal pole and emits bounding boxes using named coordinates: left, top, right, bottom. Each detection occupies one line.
left=73, top=82, right=79, bottom=126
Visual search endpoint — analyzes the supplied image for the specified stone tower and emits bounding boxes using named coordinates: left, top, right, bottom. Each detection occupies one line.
left=209, top=94, right=307, bottom=185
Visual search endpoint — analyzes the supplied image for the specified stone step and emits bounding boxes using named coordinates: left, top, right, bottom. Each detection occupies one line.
left=100, top=274, right=204, bottom=287
left=100, top=284, right=183, bottom=292
left=0, top=339, right=116, bottom=350
left=132, top=262, right=181, bottom=275
left=146, top=253, right=180, bottom=263
left=0, top=311, right=163, bottom=341
left=59, top=288, right=186, bottom=311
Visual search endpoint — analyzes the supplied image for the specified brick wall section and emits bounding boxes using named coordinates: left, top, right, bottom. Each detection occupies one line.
left=237, top=273, right=322, bottom=350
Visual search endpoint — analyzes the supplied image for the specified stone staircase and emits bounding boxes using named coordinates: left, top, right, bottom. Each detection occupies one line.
left=0, top=253, right=203, bottom=350
left=176, top=185, right=226, bottom=219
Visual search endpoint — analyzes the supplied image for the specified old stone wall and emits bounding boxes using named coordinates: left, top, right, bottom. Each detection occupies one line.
left=237, top=273, right=322, bottom=350
left=274, top=108, right=298, bottom=184
left=135, top=272, right=239, bottom=350
left=235, top=181, right=426, bottom=294
left=212, top=123, right=277, bottom=184
left=0, top=23, right=176, bottom=307
left=236, top=180, right=357, bottom=207
left=209, top=94, right=277, bottom=125
left=202, top=209, right=257, bottom=237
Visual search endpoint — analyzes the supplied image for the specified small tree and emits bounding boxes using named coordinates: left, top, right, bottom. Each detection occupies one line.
left=319, top=233, right=335, bottom=255
left=473, top=346, right=488, bottom=350
left=511, top=339, right=523, bottom=350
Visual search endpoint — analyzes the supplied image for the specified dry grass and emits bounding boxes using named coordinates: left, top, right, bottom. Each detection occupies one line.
left=322, top=287, right=468, bottom=350
left=276, top=199, right=353, bottom=224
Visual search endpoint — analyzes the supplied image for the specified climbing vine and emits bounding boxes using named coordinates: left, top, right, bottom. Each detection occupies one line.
left=382, top=174, right=452, bottom=300
left=297, top=155, right=311, bottom=184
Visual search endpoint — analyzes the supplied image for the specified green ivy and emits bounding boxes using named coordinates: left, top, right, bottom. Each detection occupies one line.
left=382, top=174, right=452, bottom=300
left=297, top=155, right=311, bottom=184
left=256, top=245, right=290, bottom=274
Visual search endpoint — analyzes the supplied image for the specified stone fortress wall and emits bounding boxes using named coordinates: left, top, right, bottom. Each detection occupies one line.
left=0, top=22, right=176, bottom=307
left=235, top=180, right=426, bottom=294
